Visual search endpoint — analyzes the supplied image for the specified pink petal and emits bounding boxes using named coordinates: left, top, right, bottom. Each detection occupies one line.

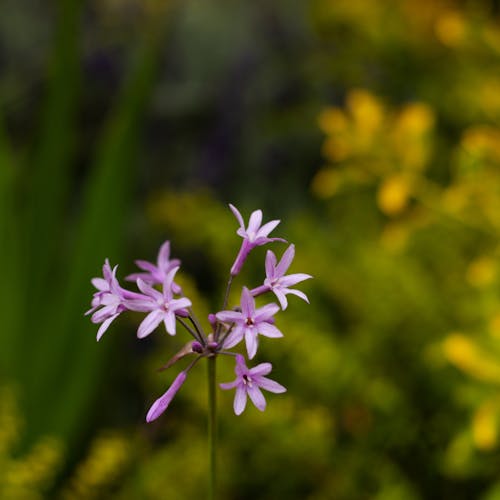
left=247, top=209, right=263, bottom=234
left=96, top=313, right=120, bottom=341
left=245, top=331, right=258, bottom=359
left=125, top=272, right=153, bottom=283
left=91, top=277, right=108, bottom=291
left=102, top=259, right=113, bottom=280
left=137, top=310, right=164, bottom=338
left=256, top=219, right=280, bottom=239
left=257, top=376, right=286, bottom=393
left=258, top=322, right=283, bottom=338
left=222, top=326, right=244, bottom=349
left=157, top=241, right=171, bottom=271
left=137, top=278, right=162, bottom=300
left=146, top=371, right=187, bottom=422
left=229, top=203, right=245, bottom=230
left=99, top=294, right=120, bottom=306
left=220, top=379, right=240, bottom=390
left=171, top=297, right=192, bottom=311
left=234, top=354, right=248, bottom=376
left=247, top=385, right=266, bottom=411
left=279, top=273, right=312, bottom=287
left=253, top=303, right=279, bottom=322
left=241, top=287, right=255, bottom=318
left=124, top=299, right=155, bottom=312
left=92, top=304, right=116, bottom=323
left=163, top=266, right=180, bottom=300
left=250, top=284, right=270, bottom=297
left=121, top=288, right=151, bottom=301
left=273, top=288, right=288, bottom=310
left=135, top=260, right=158, bottom=273
left=265, top=250, right=277, bottom=279
left=248, top=362, right=272, bottom=377
left=216, top=310, right=244, bottom=324
left=234, top=385, right=247, bottom=415
left=85, top=305, right=98, bottom=316
left=275, top=244, right=295, bottom=277
left=164, top=311, right=177, bottom=336
left=286, top=289, right=310, bottom=303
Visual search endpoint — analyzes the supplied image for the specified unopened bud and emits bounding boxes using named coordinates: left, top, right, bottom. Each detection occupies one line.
left=208, top=313, right=217, bottom=329
left=192, top=341, right=203, bottom=353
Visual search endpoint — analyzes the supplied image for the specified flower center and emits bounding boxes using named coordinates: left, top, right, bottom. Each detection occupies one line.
left=245, top=317, right=254, bottom=326
left=242, top=374, right=253, bottom=387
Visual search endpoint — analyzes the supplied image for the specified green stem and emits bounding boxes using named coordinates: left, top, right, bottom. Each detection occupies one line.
left=207, top=356, right=217, bottom=499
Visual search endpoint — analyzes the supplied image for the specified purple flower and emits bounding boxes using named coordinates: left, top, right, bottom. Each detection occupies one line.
left=126, top=241, right=182, bottom=293
left=229, top=204, right=285, bottom=276
left=146, top=371, right=187, bottom=422
left=220, top=355, right=286, bottom=415
left=86, top=259, right=140, bottom=341
left=127, top=266, right=192, bottom=338
left=252, top=244, right=312, bottom=310
left=216, top=287, right=282, bottom=359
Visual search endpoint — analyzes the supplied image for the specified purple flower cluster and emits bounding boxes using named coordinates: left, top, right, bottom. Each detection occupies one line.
left=87, top=204, right=312, bottom=421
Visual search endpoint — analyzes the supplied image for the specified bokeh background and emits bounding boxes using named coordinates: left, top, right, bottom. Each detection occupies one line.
left=2, top=0, right=500, bottom=498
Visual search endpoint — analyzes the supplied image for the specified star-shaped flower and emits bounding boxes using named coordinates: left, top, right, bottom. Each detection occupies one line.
left=253, top=244, right=312, bottom=310
left=126, top=240, right=182, bottom=293
left=86, top=259, right=141, bottom=341
left=216, top=287, right=282, bottom=359
left=229, top=204, right=285, bottom=276
left=127, top=266, right=192, bottom=338
left=220, top=355, right=286, bottom=415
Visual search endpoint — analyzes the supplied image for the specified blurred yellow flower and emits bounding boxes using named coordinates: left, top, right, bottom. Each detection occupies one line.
left=347, top=89, right=384, bottom=137
left=478, top=79, right=500, bottom=118
left=377, top=175, right=410, bottom=216
left=396, top=103, right=435, bottom=136
left=443, top=334, right=500, bottom=384
left=318, top=107, right=349, bottom=135
left=317, top=89, right=435, bottom=213
left=472, top=401, right=498, bottom=450
left=434, top=11, right=467, bottom=47
left=461, top=126, right=500, bottom=161
left=0, top=387, right=63, bottom=499
left=322, top=135, right=352, bottom=162
left=466, top=257, right=497, bottom=288
left=489, top=313, right=500, bottom=340
left=311, top=168, right=342, bottom=199
left=61, top=433, right=130, bottom=500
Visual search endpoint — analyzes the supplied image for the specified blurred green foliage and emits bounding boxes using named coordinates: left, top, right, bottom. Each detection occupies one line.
left=2, top=0, right=500, bottom=498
